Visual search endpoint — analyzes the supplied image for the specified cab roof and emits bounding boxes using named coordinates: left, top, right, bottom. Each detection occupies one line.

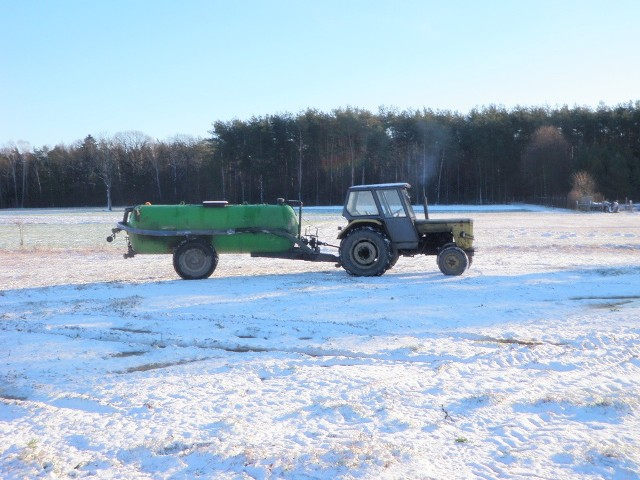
left=347, top=183, right=411, bottom=191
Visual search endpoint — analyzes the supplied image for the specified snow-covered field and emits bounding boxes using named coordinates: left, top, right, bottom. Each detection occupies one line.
left=1, top=206, right=639, bottom=479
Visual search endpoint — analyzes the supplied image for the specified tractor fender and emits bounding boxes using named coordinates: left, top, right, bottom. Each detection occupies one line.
left=338, top=219, right=385, bottom=240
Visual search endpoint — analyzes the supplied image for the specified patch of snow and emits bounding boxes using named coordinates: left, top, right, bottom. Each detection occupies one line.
left=1, top=208, right=639, bottom=479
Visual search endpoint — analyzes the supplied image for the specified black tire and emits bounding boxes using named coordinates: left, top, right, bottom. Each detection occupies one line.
left=339, top=227, right=391, bottom=276
left=173, top=238, right=218, bottom=280
left=437, top=245, right=469, bottom=276
left=387, top=249, right=400, bottom=270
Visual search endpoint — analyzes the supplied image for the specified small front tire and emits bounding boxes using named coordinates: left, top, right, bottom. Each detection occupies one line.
left=173, top=238, right=218, bottom=280
left=437, top=246, right=469, bottom=276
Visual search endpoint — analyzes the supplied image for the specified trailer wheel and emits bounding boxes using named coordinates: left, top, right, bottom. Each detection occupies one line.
left=340, top=227, right=391, bottom=276
left=173, top=239, right=218, bottom=280
left=437, top=245, right=468, bottom=276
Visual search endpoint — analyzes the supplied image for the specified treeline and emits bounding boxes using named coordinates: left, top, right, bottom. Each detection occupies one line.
left=1, top=103, right=639, bottom=209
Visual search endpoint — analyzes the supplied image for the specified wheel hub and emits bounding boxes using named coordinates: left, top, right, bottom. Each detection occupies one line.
left=183, top=249, right=207, bottom=273
left=444, top=255, right=460, bottom=268
left=353, top=241, right=377, bottom=266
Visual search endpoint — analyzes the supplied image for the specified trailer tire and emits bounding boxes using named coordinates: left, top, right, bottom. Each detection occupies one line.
left=173, top=238, right=218, bottom=280
left=339, top=227, right=391, bottom=277
left=437, top=245, right=468, bottom=276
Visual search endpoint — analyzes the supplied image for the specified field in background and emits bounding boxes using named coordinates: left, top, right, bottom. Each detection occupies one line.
left=1, top=205, right=638, bottom=289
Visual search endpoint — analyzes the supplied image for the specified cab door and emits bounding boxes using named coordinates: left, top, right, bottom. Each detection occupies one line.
left=376, top=189, right=419, bottom=248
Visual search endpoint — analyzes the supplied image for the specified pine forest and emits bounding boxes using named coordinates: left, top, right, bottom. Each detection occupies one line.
left=1, top=103, right=639, bottom=209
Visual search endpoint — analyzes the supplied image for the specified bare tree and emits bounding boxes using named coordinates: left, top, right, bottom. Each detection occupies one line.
left=167, top=135, right=203, bottom=203
left=521, top=126, right=571, bottom=198
left=95, top=139, right=117, bottom=211
left=148, top=141, right=164, bottom=200
left=16, top=141, right=32, bottom=208
left=571, top=170, right=597, bottom=197
left=114, top=130, right=153, bottom=173
left=1, top=144, right=21, bottom=207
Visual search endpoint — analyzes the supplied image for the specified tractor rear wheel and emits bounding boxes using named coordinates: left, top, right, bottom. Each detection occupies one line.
left=173, top=238, right=218, bottom=280
left=437, top=245, right=469, bottom=276
left=339, top=228, right=391, bottom=276
left=387, top=249, right=400, bottom=270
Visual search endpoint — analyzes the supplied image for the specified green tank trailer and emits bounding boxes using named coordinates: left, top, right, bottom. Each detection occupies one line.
left=108, top=183, right=474, bottom=279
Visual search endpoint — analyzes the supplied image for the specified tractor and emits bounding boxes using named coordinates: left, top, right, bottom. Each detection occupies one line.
left=337, top=183, right=474, bottom=276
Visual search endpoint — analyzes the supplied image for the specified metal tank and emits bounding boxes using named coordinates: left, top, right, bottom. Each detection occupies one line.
left=107, top=199, right=338, bottom=280
left=122, top=201, right=299, bottom=255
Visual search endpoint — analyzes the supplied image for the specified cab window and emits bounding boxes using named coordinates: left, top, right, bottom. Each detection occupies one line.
left=346, top=190, right=379, bottom=216
left=378, top=189, right=407, bottom=217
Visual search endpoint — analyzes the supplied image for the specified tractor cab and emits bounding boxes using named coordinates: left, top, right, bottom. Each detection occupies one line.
left=342, top=183, right=420, bottom=249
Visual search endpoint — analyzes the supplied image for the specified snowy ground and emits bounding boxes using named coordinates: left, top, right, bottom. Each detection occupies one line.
left=1, top=206, right=639, bottom=479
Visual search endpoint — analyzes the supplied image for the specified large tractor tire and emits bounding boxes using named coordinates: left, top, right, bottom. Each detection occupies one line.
left=173, top=238, right=218, bottom=280
left=437, top=245, right=469, bottom=276
left=387, top=248, right=400, bottom=271
left=339, top=227, right=391, bottom=276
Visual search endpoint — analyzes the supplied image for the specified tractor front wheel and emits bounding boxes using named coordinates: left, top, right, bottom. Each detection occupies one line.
left=173, top=238, right=218, bottom=280
left=437, top=245, right=469, bottom=276
left=339, top=228, right=391, bottom=276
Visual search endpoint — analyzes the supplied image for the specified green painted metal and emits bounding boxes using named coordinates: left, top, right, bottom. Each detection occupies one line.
left=125, top=203, right=299, bottom=254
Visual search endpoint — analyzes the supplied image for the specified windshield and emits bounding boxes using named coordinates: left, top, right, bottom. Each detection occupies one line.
left=378, top=189, right=407, bottom=217
left=402, top=189, right=416, bottom=218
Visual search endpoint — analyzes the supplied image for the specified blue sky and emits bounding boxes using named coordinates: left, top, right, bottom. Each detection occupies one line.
left=1, top=0, right=638, bottom=148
